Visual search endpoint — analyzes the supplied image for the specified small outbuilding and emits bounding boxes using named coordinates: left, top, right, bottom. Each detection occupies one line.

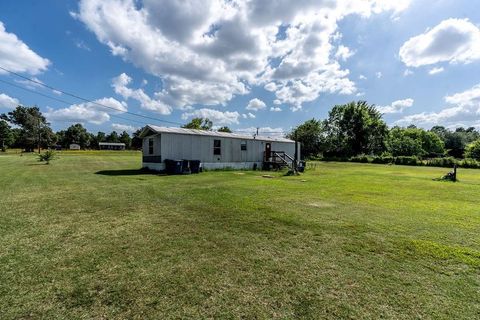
left=99, top=142, right=126, bottom=150
left=69, top=144, right=81, bottom=150
left=138, top=125, right=300, bottom=171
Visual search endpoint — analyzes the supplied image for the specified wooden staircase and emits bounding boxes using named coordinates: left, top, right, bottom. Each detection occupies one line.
left=263, top=151, right=296, bottom=170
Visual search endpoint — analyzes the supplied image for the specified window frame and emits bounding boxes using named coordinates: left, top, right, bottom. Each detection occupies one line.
left=241, top=141, right=247, bottom=151
left=148, top=138, right=154, bottom=155
left=213, top=139, right=221, bottom=155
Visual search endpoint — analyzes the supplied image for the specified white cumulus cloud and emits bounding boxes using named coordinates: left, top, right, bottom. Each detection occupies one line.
left=399, top=18, right=480, bottom=68
left=0, top=22, right=50, bottom=75
left=112, top=123, right=139, bottom=133
left=112, top=73, right=172, bottom=115
left=73, top=0, right=410, bottom=111
left=0, top=93, right=20, bottom=109
left=181, top=108, right=240, bottom=125
left=246, top=98, right=266, bottom=111
left=335, top=45, right=354, bottom=61
left=377, top=98, right=414, bottom=114
left=397, top=84, right=480, bottom=128
left=45, top=97, right=127, bottom=125
left=428, top=67, right=444, bottom=75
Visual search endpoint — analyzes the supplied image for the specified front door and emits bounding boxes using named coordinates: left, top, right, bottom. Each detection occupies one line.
left=265, top=143, right=271, bottom=160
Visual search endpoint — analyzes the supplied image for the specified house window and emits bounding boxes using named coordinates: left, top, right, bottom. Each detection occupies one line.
left=241, top=141, right=247, bottom=151
left=213, top=139, right=221, bottom=155
left=148, top=138, right=154, bottom=155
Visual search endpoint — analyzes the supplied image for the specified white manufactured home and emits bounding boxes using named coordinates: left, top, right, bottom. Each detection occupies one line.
left=139, top=125, right=300, bottom=171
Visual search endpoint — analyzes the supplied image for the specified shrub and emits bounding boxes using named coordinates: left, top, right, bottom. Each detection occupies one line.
left=321, top=156, right=349, bottom=162
left=38, top=150, right=57, bottom=164
left=372, top=156, right=393, bottom=164
left=350, top=155, right=370, bottom=163
left=458, top=158, right=480, bottom=169
left=465, top=140, right=480, bottom=160
left=394, top=156, right=420, bottom=166
left=425, top=157, right=457, bottom=168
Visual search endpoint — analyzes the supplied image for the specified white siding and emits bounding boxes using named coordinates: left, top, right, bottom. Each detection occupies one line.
left=142, top=132, right=298, bottom=170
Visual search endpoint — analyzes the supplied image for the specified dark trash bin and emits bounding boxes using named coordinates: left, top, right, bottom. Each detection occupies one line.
left=181, top=160, right=191, bottom=174
left=189, top=160, right=201, bottom=174
left=165, top=159, right=183, bottom=175
left=297, top=161, right=306, bottom=173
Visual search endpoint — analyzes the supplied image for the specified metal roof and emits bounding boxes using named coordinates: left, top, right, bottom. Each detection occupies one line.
left=99, top=142, right=126, bottom=146
left=141, top=125, right=294, bottom=143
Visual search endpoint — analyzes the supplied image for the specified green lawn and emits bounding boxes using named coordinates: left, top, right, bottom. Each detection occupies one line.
left=0, top=151, right=479, bottom=319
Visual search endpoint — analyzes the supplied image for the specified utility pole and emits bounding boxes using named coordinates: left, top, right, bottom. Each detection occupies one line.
left=37, top=117, right=41, bottom=154
left=294, top=130, right=298, bottom=173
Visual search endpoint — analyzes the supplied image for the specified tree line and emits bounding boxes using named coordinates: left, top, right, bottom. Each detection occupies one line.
left=0, top=105, right=233, bottom=152
left=0, top=105, right=142, bottom=151
left=3, top=102, right=480, bottom=161
left=288, top=101, right=480, bottom=161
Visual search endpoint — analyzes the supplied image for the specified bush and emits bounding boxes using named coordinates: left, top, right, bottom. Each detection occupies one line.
left=394, top=156, right=420, bottom=166
left=350, top=155, right=370, bottom=163
left=425, top=157, right=457, bottom=168
left=321, top=156, right=349, bottom=162
left=371, top=156, right=393, bottom=164
left=38, top=150, right=56, bottom=164
left=319, top=153, right=480, bottom=169
left=458, top=158, right=480, bottom=169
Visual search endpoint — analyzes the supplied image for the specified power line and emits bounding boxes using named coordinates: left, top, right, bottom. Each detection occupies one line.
left=0, top=78, right=149, bottom=127
left=0, top=66, right=183, bottom=126
left=0, top=65, right=286, bottom=136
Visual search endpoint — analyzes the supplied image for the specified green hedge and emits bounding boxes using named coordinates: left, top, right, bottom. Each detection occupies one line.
left=319, top=155, right=480, bottom=169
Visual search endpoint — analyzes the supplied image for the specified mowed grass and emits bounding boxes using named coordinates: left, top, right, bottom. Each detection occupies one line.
left=0, top=151, right=479, bottom=319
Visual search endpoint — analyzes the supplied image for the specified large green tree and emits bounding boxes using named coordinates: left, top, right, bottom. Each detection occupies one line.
left=106, top=131, right=120, bottom=143
left=387, top=127, right=444, bottom=157
left=0, top=120, right=14, bottom=151
left=119, top=131, right=131, bottom=149
left=1, top=106, right=56, bottom=152
left=287, top=119, right=324, bottom=158
left=323, top=101, right=388, bottom=157
left=131, top=129, right=143, bottom=150
left=430, top=126, right=479, bottom=158
left=56, top=130, right=67, bottom=148
left=64, top=123, right=91, bottom=149
left=182, top=118, right=213, bottom=130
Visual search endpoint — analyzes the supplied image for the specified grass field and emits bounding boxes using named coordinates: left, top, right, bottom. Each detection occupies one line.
left=0, top=151, right=479, bottom=319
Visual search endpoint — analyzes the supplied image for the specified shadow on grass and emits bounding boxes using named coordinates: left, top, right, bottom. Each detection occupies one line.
left=95, top=169, right=161, bottom=176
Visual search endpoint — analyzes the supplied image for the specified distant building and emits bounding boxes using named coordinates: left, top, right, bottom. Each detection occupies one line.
left=99, top=142, right=126, bottom=150
left=69, top=144, right=81, bottom=150
left=138, top=125, right=300, bottom=171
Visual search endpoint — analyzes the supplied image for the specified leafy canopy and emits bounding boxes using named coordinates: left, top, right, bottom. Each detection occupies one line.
left=0, top=120, right=14, bottom=151
left=217, top=126, right=232, bottom=133
left=287, top=119, right=324, bottom=158
left=1, top=105, right=56, bottom=152
left=387, top=127, right=444, bottom=157
left=465, top=140, right=480, bottom=160
left=182, top=118, right=213, bottom=130
left=324, top=101, right=388, bottom=157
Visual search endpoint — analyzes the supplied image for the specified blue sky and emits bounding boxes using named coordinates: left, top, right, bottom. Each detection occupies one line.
left=1, top=0, right=480, bottom=136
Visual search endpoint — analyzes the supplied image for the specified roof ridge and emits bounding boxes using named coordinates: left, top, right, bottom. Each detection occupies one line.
left=144, top=125, right=293, bottom=143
